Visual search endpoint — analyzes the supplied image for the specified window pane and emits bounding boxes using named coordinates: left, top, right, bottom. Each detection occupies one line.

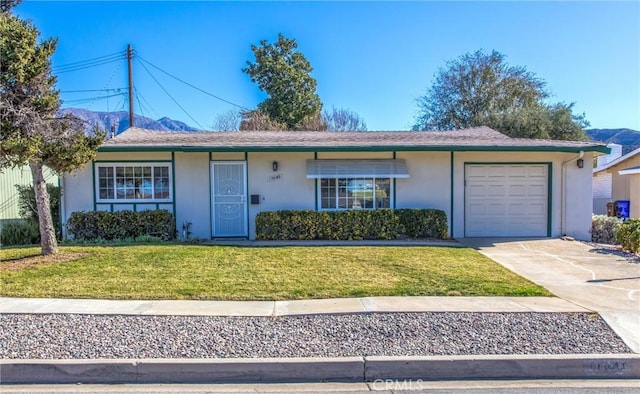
left=320, top=178, right=336, bottom=209
left=375, top=178, right=391, bottom=208
left=154, top=166, right=170, bottom=199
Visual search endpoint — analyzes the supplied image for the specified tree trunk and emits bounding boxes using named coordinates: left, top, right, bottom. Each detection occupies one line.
left=29, top=161, right=58, bottom=255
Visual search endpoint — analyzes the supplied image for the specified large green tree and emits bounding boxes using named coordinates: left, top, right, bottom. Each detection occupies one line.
left=243, top=34, right=322, bottom=130
left=1, top=3, right=104, bottom=255
left=413, top=50, right=588, bottom=140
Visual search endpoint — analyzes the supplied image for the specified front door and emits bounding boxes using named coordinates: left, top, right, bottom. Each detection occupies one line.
left=211, top=161, right=247, bottom=237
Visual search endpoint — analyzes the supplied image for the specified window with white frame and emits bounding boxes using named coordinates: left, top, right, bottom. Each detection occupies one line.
left=320, top=178, right=391, bottom=210
left=96, top=163, right=171, bottom=202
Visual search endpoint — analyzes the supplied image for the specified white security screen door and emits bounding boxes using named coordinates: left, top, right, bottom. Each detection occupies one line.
left=211, top=162, right=247, bottom=237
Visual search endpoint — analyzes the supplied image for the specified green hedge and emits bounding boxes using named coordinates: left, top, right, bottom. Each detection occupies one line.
left=615, top=219, right=640, bottom=253
left=255, top=209, right=448, bottom=241
left=0, top=220, right=41, bottom=246
left=66, top=210, right=176, bottom=241
left=395, top=208, right=449, bottom=239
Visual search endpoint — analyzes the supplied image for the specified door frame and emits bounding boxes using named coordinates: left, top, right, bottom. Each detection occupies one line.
left=210, top=160, right=248, bottom=238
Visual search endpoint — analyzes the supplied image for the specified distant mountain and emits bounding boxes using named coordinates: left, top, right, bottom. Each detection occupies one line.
left=59, top=108, right=199, bottom=134
left=586, top=128, right=640, bottom=155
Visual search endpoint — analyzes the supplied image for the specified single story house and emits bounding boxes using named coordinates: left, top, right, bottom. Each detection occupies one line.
left=61, top=126, right=608, bottom=240
left=593, top=147, right=640, bottom=219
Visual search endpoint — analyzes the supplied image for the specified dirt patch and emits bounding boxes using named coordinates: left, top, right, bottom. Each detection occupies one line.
left=0, top=253, right=88, bottom=272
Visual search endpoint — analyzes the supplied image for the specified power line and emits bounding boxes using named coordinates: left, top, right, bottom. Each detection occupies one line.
left=136, top=58, right=206, bottom=130
left=135, top=55, right=248, bottom=110
left=62, top=92, right=126, bottom=105
left=61, top=88, right=126, bottom=93
left=53, top=51, right=124, bottom=69
left=54, top=57, right=124, bottom=74
left=136, top=89, right=162, bottom=120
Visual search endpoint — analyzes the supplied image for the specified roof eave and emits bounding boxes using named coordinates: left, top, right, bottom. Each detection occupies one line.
left=97, top=144, right=610, bottom=153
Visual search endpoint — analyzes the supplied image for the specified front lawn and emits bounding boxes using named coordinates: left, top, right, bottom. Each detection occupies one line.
left=0, top=245, right=550, bottom=300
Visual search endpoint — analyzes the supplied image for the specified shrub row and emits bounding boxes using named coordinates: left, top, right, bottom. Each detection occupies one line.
left=0, top=220, right=41, bottom=246
left=255, top=209, right=448, bottom=241
left=66, top=210, right=176, bottom=241
left=591, top=215, right=622, bottom=244
left=615, top=218, right=640, bottom=253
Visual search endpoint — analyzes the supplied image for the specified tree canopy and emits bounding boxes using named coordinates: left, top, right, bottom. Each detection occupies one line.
left=243, top=34, right=322, bottom=130
left=413, top=50, right=588, bottom=141
left=1, top=5, right=104, bottom=254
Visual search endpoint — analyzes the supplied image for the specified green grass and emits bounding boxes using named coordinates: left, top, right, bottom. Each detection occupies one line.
left=0, top=244, right=551, bottom=300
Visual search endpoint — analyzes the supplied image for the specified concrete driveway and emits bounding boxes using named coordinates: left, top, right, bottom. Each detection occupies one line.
left=460, top=238, right=640, bottom=353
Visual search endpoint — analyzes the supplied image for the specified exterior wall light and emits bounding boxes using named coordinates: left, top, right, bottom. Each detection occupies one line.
left=272, top=161, right=278, bottom=171
left=577, top=158, right=584, bottom=168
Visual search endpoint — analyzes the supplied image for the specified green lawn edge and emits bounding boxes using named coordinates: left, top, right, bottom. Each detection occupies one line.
left=0, top=244, right=552, bottom=300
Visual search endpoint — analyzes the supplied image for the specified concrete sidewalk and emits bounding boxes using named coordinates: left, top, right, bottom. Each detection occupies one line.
left=0, top=296, right=590, bottom=316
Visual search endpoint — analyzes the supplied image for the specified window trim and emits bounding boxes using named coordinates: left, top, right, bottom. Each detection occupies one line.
left=94, top=162, right=173, bottom=203
left=317, top=177, right=393, bottom=211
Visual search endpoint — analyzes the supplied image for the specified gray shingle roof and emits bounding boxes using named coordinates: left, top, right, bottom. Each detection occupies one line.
left=100, top=126, right=608, bottom=153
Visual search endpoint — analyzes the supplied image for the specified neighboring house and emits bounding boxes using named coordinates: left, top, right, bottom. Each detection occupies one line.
left=61, top=126, right=608, bottom=241
left=0, top=166, right=58, bottom=230
left=593, top=147, right=640, bottom=219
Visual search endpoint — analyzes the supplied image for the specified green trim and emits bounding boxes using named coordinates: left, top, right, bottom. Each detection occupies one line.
left=463, top=162, right=553, bottom=237
left=244, top=159, right=249, bottom=238
left=314, top=152, right=318, bottom=211
left=98, top=145, right=609, bottom=154
left=209, top=160, right=213, bottom=239
left=450, top=151, right=454, bottom=238
left=392, top=151, right=396, bottom=209
left=93, top=160, right=172, bottom=163
left=547, top=163, right=553, bottom=237
left=91, top=160, right=96, bottom=211
left=171, top=152, right=176, bottom=222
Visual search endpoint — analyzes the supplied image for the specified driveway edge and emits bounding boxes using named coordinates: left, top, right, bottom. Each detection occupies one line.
left=2, top=354, right=638, bottom=384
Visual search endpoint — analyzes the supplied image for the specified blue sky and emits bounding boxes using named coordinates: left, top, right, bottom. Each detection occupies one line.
left=15, top=1, right=640, bottom=131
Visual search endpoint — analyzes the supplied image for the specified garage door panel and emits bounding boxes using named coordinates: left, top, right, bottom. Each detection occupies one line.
left=465, top=164, right=548, bottom=237
left=508, top=166, right=526, bottom=177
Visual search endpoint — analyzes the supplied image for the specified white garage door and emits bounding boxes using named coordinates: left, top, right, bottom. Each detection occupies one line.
left=465, top=164, right=548, bottom=237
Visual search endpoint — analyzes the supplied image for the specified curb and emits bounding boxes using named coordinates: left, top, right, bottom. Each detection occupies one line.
left=2, top=354, right=639, bottom=384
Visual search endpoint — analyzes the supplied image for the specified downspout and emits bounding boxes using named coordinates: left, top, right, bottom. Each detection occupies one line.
left=561, top=151, right=584, bottom=236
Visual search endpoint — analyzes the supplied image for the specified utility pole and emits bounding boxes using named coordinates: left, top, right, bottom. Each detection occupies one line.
left=127, top=44, right=134, bottom=128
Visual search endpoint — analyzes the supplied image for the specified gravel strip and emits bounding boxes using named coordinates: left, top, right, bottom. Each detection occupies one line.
left=0, top=312, right=631, bottom=359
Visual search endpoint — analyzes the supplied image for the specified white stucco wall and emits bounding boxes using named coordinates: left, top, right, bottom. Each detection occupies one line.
left=246, top=152, right=315, bottom=238
left=395, top=151, right=451, bottom=229
left=174, top=152, right=211, bottom=239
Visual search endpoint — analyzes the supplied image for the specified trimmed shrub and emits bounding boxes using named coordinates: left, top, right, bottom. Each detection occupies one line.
left=66, top=210, right=176, bottom=241
left=615, top=219, right=640, bottom=253
left=0, top=220, right=41, bottom=246
left=255, top=209, right=447, bottom=241
left=396, top=208, right=449, bottom=239
left=591, top=215, right=622, bottom=244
